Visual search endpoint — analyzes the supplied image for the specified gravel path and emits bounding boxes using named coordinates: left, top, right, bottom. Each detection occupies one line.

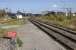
left=0, top=38, right=12, bottom=50
left=15, top=21, right=66, bottom=50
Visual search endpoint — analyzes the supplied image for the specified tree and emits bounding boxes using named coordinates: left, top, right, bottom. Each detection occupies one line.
left=0, top=9, right=6, bottom=18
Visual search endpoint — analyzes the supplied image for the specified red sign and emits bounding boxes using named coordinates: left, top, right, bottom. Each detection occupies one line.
left=7, top=32, right=17, bottom=38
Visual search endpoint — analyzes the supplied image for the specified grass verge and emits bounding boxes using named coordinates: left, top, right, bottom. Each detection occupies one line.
left=37, top=15, right=76, bottom=30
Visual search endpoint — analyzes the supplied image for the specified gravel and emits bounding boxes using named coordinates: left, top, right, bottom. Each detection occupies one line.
left=15, top=21, right=66, bottom=50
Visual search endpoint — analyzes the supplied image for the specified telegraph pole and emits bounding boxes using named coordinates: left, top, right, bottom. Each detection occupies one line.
left=69, top=8, right=72, bottom=19
left=66, top=8, right=72, bottom=19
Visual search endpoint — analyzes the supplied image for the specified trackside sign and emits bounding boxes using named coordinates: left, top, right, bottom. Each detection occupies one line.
left=7, top=32, right=17, bottom=38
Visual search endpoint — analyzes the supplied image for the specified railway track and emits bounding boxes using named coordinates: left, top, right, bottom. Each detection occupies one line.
left=29, top=19, right=76, bottom=50
left=38, top=20, right=76, bottom=35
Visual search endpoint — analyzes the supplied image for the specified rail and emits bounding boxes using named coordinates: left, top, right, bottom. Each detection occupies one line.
left=29, top=19, right=76, bottom=50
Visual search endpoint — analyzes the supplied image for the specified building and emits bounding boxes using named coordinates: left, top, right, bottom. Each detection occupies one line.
left=16, top=11, right=23, bottom=19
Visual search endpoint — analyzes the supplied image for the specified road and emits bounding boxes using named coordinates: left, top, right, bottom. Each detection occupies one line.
left=15, top=20, right=66, bottom=50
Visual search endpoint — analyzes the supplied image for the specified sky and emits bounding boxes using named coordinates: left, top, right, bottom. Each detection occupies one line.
left=0, top=0, right=76, bottom=13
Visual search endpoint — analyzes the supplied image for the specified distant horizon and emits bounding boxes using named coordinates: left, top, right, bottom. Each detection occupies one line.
left=0, top=0, right=76, bottom=13
left=0, top=7, right=76, bottom=14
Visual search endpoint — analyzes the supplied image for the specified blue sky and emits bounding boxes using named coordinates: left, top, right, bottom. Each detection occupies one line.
left=0, top=0, right=76, bottom=13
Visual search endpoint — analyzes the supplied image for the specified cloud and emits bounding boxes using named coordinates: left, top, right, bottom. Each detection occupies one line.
left=52, top=4, right=58, bottom=7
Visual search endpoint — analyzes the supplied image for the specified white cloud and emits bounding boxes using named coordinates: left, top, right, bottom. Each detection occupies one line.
left=52, top=4, right=58, bottom=7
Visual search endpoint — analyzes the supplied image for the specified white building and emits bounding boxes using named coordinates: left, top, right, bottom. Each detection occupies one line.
left=16, top=15, right=23, bottom=19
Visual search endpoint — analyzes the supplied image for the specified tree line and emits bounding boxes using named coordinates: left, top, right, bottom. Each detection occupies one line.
left=0, top=9, right=6, bottom=18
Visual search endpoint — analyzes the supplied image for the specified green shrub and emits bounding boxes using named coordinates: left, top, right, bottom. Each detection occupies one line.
left=16, top=37, right=23, bottom=47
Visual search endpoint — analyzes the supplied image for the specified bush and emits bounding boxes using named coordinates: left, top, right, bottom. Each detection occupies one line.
left=16, top=37, right=23, bottom=47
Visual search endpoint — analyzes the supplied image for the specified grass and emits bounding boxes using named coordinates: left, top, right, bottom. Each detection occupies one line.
left=37, top=14, right=76, bottom=30
left=0, top=19, right=25, bottom=25
left=0, top=18, right=24, bottom=49
left=0, top=29, right=8, bottom=37
left=0, top=18, right=25, bottom=37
